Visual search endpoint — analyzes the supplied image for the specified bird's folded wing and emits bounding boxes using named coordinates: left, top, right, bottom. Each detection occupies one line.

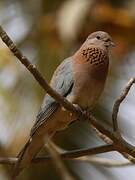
left=30, top=57, right=74, bottom=136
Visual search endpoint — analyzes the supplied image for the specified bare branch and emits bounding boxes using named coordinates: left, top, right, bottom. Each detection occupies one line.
left=74, top=156, right=133, bottom=167
left=53, top=144, right=115, bottom=160
left=45, top=140, right=75, bottom=180
left=112, top=78, right=135, bottom=132
left=91, top=117, right=135, bottom=164
left=1, top=155, right=133, bottom=168
left=121, top=152, right=135, bottom=163
left=48, top=141, right=66, bottom=153
left=91, top=125, right=113, bottom=144
left=0, top=144, right=115, bottom=165
left=0, top=157, right=17, bottom=165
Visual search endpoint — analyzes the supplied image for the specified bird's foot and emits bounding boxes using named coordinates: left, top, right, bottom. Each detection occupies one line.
left=73, top=104, right=86, bottom=120
left=74, top=105, right=92, bottom=121
left=84, top=108, right=92, bottom=118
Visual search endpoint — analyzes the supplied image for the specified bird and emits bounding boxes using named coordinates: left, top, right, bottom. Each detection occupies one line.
left=13, top=31, right=115, bottom=177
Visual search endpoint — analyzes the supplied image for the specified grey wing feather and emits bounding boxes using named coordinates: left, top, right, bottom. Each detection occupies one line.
left=30, top=57, right=74, bottom=136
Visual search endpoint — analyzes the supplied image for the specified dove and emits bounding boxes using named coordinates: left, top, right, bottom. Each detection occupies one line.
left=13, top=31, right=115, bottom=177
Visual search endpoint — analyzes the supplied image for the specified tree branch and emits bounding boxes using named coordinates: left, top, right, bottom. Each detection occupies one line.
left=0, top=144, right=114, bottom=165
left=74, top=156, right=133, bottom=167
left=1, top=155, right=133, bottom=168
left=91, top=125, right=113, bottom=144
left=45, top=140, right=75, bottom=180
left=0, top=26, right=78, bottom=115
left=112, top=78, right=135, bottom=132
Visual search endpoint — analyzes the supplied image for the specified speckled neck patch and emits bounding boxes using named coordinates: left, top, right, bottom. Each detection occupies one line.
left=82, top=47, right=107, bottom=66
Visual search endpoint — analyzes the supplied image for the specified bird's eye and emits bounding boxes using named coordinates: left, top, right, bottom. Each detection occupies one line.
left=96, top=36, right=100, bottom=40
left=105, top=38, right=110, bottom=42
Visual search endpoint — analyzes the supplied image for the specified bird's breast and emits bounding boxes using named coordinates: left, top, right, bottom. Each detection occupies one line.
left=72, top=48, right=109, bottom=109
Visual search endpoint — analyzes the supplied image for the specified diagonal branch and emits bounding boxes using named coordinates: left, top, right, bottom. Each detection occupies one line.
left=73, top=156, right=133, bottom=167
left=112, top=78, right=135, bottom=132
left=0, top=26, right=78, bottom=115
left=35, top=144, right=115, bottom=163
left=45, top=140, right=75, bottom=180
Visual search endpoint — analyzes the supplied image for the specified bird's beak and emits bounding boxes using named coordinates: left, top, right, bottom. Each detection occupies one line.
left=110, top=41, right=115, bottom=47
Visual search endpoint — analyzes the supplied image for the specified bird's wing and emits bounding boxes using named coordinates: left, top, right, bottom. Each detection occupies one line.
left=30, top=57, right=74, bottom=136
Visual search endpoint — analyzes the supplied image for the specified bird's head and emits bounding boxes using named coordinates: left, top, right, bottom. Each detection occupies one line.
left=86, top=31, right=115, bottom=51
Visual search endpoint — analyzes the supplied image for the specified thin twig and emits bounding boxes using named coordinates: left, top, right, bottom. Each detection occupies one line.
left=0, top=144, right=115, bottom=165
left=0, top=153, right=134, bottom=168
left=112, top=78, right=135, bottom=132
left=121, top=152, right=135, bottom=163
left=48, top=141, right=66, bottom=153
left=91, top=118, right=135, bottom=164
left=45, top=140, right=75, bottom=180
left=0, top=157, right=17, bottom=165
left=41, top=144, right=115, bottom=161
left=0, top=155, right=133, bottom=168
left=91, top=120, right=135, bottom=164
left=74, top=156, right=133, bottom=167
left=91, top=125, right=113, bottom=144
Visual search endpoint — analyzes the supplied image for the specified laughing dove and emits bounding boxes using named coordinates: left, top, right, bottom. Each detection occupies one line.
left=13, top=31, right=115, bottom=177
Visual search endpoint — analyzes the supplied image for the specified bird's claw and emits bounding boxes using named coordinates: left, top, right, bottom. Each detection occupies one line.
left=73, top=104, right=92, bottom=121
left=84, top=108, right=92, bottom=118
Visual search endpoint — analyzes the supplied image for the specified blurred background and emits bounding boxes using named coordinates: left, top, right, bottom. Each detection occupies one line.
left=0, top=0, right=135, bottom=179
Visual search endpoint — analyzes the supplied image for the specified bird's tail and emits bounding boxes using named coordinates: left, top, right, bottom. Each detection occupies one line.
left=12, top=139, right=32, bottom=178
left=12, top=132, right=54, bottom=178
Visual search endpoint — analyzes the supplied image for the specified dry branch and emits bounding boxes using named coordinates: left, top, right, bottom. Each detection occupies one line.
left=112, top=78, right=135, bottom=132
left=0, top=144, right=114, bottom=165
left=45, top=140, right=75, bottom=180
left=0, top=148, right=134, bottom=168
left=74, top=156, right=133, bottom=167
left=0, top=26, right=78, bottom=115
